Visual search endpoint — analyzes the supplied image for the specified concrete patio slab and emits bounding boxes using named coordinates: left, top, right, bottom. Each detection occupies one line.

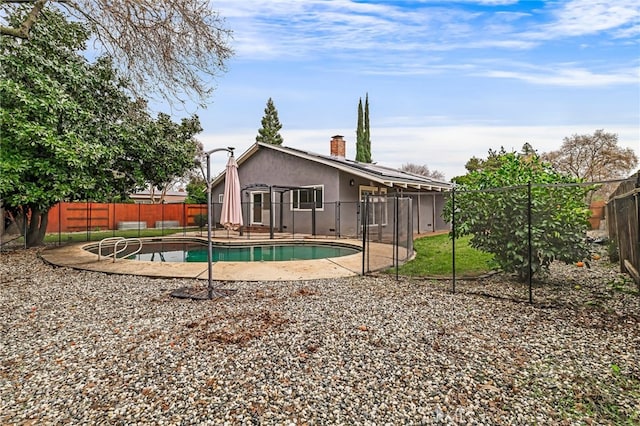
left=40, top=237, right=409, bottom=281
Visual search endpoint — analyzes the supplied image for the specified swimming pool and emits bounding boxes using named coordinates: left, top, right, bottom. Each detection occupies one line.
left=86, top=238, right=361, bottom=262
left=41, top=237, right=399, bottom=281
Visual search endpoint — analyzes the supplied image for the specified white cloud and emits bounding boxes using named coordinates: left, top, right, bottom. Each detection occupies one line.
left=522, top=0, right=640, bottom=40
left=219, top=0, right=639, bottom=62
left=484, top=66, right=640, bottom=86
left=214, top=0, right=637, bottom=93
left=191, top=1, right=638, bottom=173
left=612, top=24, right=640, bottom=39
left=472, top=0, right=520, bottom=4
left=216, top=0, right=533, bottom=60
left=550, top=0, right=640, bottom=36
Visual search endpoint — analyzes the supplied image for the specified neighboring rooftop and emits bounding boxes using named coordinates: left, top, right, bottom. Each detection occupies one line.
left=129, top=188, right=187, bottom=204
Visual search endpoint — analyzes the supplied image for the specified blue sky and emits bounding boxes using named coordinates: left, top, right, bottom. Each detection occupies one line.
left=175, top=0, right=639, bottom=180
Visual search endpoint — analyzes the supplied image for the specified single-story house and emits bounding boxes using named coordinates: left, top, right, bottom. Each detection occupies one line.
left=210, top=135, right=451, bottom=237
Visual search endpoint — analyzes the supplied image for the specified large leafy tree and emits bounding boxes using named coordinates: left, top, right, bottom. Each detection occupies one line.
left=185, top=176, right=207, bottom=204
left=1, top=8, right=131, bottom=246
left=1, top=7, right=199, bottom=245
left=255, top=98, right=283, bottom=145
left=461, top=147, right=507, bottom=177
left=133, top=112, right=202, bottom=203
left=449, top=145, right=591, bottom=281
left=0, top=0, right=233, bottom=106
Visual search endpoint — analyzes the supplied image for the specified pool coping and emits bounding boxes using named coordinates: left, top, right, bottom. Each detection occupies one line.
left=39, top=236, right=409, bottom=282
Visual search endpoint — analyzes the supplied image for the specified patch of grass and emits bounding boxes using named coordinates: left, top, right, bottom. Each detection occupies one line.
left=607, top=276, right=639, bottom=295
left=43, top=228, right=190, bottom=243
left=556, top=368, right=640, bottom=425
left=391, top=233, right=494, bottom=277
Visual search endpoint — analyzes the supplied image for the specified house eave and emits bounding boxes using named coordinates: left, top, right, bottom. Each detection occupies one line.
left=212, top=142, right=452, bottom=192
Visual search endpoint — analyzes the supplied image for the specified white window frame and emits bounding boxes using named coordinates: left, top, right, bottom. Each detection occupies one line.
left=250, top=191, right=270, bottom=224
left=290, top=185, right=324, bottom=211
left=218, top=194, right=224, bottom=203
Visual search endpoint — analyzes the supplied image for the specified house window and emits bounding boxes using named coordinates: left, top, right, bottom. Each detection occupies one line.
left=291, top=185, right=324, bottom=211
left=360, top=186, right=387, bottom=226
left=218, top=194, right=224, bottom=203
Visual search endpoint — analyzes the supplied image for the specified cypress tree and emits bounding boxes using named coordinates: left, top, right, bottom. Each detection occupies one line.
left=256, top=97, right=284, bottom=145
left=355, top=94, right=372, bottom=163
left=364, top=93, right=371, bottom=162
left=355, top=97, right=365, bottom=162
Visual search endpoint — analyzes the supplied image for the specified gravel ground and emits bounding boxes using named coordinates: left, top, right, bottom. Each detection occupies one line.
left=1, top=248, right=639, bottom=425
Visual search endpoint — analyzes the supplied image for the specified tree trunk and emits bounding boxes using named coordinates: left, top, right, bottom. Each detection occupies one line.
left=25, top=206, right=49, bottom=247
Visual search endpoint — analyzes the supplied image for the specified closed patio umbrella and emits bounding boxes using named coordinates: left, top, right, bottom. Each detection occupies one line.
left=220, top=154, right=243, bottom=230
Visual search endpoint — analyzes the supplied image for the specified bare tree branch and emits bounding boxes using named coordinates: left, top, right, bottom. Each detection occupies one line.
left=1, top=0, right=233, bottom=106
left=401, top=163, right=446, bottom=181
left=542, top=130, right=638, bottom=182
left=1, top=0, right=49, bottom=38
left=542, top=129, right=639, bottom=200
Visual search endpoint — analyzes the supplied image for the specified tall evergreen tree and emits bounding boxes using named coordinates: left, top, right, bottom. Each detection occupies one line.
left=256, top=97, right=283, bottom=145
left=356, top=98, right=365, bottom=161
left=355, top=94, right=372, bottom=162
left=364, top=93, right=371, bottom=162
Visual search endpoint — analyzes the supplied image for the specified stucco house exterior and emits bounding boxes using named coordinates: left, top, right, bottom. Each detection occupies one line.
left=210, top=135, right=451, bottom=238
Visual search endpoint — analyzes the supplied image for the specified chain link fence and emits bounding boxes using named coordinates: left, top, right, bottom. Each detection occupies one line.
left=1, top=197, right=416, bottom=278
left=3, top=178, right=635, bottom=303
left=445, top=179, right=638, bottom=303
left=361, top=194, right=413, bottom=276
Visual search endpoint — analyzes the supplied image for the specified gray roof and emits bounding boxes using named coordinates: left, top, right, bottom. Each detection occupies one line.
left=214, top=142, right=451, bottom=192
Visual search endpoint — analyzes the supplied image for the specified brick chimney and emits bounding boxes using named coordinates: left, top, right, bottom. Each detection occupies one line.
left=330, top=135, right=346, bottom=158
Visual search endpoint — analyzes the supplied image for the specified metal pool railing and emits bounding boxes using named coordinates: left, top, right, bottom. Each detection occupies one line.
left=97, top=237, right=143, bottom=262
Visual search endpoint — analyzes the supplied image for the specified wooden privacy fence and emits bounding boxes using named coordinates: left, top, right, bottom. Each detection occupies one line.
left=607, top=171, right=640, bottom=284
left=46, top=202, right=208, bottom=233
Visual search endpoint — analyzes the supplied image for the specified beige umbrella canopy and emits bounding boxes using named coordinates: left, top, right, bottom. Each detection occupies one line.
left=220, top=154, right=243, bottom=230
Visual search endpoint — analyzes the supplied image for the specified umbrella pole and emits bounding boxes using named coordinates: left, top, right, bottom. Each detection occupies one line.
left=204, top=147, right=235, bottom=300
left=206, top=152, right=214, bottom=299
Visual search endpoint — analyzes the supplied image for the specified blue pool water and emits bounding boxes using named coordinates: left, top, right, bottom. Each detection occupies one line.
left=118, top=241, right=360, bottom=262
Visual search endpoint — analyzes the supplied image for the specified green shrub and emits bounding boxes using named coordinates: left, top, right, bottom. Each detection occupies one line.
left=447, top=147, right=591, bottom=281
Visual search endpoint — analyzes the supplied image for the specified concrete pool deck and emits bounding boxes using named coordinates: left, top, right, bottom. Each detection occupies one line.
left=39, top=235, right=410, bottom=281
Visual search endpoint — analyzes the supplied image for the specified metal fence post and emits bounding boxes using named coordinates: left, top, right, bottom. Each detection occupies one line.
left=270, top=186, right=274, bottom=239
left=395, top=194, right=399, bottom=280
left=311, top=202, right=316, bottom=236
left=58, top=202, right=62, bottom=246
left=291, top=203, right=295, bottom=239
left=528, top=181, right=533, bottom=304
left=335, top=201, right=340, bottom=238
left=452, top=188, right=456, bottom=294
left=362, top=196, right=368, bottom=275
left=86, top=202, right=90, bottom=242
left=23, top=213, right=27, bottom=249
